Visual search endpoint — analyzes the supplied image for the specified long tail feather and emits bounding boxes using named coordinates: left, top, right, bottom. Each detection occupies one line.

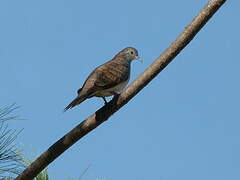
left=64, top=95, right=87, bottom=112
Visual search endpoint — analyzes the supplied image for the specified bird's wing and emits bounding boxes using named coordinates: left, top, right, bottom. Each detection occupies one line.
left=93, top=61, right=130, bottom=90
left=78, top=61, right=129, bottom=97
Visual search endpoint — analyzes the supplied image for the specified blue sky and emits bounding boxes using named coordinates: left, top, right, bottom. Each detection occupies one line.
left=1, top=0, right=239, bottom=179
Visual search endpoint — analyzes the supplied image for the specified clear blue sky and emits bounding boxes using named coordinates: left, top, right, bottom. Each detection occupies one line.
left=1, top=0, right=239, bottom=179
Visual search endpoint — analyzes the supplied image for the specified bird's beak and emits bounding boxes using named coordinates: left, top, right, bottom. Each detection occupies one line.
left=135, top=56, right=143, bottom=63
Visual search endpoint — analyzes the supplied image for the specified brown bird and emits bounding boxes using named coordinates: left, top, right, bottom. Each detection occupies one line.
left=64, top=47, right=140, bottom=111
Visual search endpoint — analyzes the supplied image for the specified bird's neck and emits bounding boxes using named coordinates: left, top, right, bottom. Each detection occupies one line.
left=113, top=55, right=132, bottom=66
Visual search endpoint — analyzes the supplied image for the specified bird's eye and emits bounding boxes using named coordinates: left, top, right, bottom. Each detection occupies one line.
left=130, top=51, right=134, bottom=54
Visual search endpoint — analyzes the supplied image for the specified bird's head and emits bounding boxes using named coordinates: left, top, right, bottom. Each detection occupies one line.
left=116, top=47, right=141, bottom=62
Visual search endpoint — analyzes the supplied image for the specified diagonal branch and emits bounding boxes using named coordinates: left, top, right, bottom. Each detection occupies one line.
left=16, top=0, right=227, bottom=179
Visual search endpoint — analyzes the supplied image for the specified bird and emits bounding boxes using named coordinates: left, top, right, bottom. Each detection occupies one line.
left=64, top=47, right=140, bottom=111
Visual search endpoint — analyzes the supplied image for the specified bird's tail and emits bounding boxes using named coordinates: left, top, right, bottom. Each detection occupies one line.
left=64, top=95, right=87, bottom=112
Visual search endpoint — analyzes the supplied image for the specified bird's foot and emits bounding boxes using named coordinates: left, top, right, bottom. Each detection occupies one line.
left=112, top=93, right=120, bottom=101
left=102, top=97, right=108, bottom=105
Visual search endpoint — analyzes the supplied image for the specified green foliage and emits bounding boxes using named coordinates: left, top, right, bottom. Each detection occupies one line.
left=35, top=169, right=49, bottom=180
left=0, top=104, right=49, bottom=180
left=0, top=104, right=87, bottom=180
left=0, top=104, right=24, bottom=179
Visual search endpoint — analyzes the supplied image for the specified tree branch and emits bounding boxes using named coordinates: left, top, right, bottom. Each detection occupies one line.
left=16, top=0, right=227, bottom=179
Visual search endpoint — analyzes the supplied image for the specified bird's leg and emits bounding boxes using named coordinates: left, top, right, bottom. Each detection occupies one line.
left=102, top=97, right=108, bottom=105
left=111, top=92, right=120, bottom=101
